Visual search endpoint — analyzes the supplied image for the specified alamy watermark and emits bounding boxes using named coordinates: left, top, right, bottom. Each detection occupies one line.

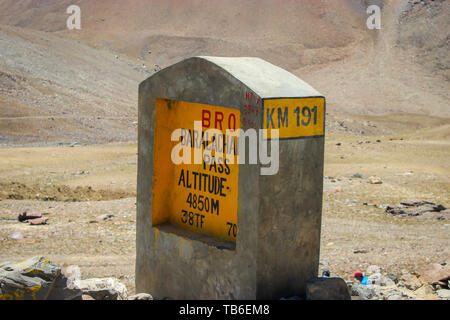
left=366, top=5, right=381, bottom=30
left=66, top=5, right=81, bottom=30
left=171, top=121, right=280, bottom=176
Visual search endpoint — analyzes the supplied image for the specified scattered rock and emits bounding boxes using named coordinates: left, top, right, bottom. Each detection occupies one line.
left=28, top=217, right=48, bottom=225
left=353, top=249, right=368, bottom=254
left=349, top=283, right=377, bottom=300
left=414, top=284, right=434, bottom=297
left=435, top=209, right=450, bottom=220
left=381, top=287, right=405, bottom=300
left=387, top=274, right=398, bottom=283
left=64, top=265, right=81, bottom=288
left=366, top=265, right=381, bottom=275
left=71, top=171, right=88, bottom=176
left=368, top=176, right=383, bottom=184
left=8, top=232, right=23, bottom=240
left=352, top=173, right=363, bottom=179
left=363, top=202, right=377, bottom=207
left=385, top=201, right=447, bottom=218
left=399, top=272, right=422, bottom=290
left=18, top=209, right=42, bottom=222
left=74, top=277, right=127, bottom=300
left=368, top=273, right=395, bottom=287
left=331, top=186, right=343, bottom=193
left=436, top=289, right=450, bottom=300
left=128, top=293, right=153, bottom=300
left=306, top=277, right=351, bottom=300
left=419, top=263, right=450, bottom=286
left=89, top=214, right=114, bottom=223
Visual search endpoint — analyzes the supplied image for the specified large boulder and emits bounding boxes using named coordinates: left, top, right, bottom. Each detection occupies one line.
left=306, top=277, right=351, bottom=300
left=419, top=263, right=450, bottom=286
left=0, top=257, right=82, bottom=300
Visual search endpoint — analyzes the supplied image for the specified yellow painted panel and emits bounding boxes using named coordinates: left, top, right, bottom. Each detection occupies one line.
left=263, top=97, right=325, bottom=139
left=152, top=99, right=240, bottom=243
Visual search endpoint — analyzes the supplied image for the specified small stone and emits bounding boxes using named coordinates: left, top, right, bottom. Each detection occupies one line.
left=28, top=217, right=48, bottom=225
left=366, top=265, right=381, bottom=275
left=400, top=272, right=422, bottom=291
left=18, top=209, right=42, bottom=222
left=436, top=289, right=450, bottom=299
left=96, top=214, right=114, bottom=222
left=8, top=232, right=23, bottom=240
left=387, top=274, right=398, bottom=283
left=128, top=293, right=153, bottom=300
left=369, top=176, right=383, bottom=184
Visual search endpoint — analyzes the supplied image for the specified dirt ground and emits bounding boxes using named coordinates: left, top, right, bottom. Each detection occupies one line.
left=0, top=118, right=448, bottom=296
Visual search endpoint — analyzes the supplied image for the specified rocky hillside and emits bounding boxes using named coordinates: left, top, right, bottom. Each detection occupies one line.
left=0, top=25, right=150, bottom=146
left=0, top=0, right=448, bottom=145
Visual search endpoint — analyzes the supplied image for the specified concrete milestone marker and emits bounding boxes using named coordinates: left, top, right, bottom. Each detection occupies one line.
left=136, top=56, right=325, bottom=299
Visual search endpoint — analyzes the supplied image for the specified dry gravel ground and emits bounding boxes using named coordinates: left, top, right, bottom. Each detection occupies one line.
left=0, top=123, right=449, bottom=297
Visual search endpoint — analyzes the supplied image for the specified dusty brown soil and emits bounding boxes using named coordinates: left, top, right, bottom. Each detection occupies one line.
left=0, top=182, right=134, bottom=201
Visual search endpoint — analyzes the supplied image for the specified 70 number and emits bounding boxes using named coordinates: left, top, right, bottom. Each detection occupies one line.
left=226, top=222, right=238, bottom=238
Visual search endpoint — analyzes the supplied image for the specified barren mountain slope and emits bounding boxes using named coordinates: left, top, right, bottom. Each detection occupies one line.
left=302, top=0, right=450, bottom=116
left=0, top=24, right=150, bottom=146
left=0, top=0, right=448, bottom=145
